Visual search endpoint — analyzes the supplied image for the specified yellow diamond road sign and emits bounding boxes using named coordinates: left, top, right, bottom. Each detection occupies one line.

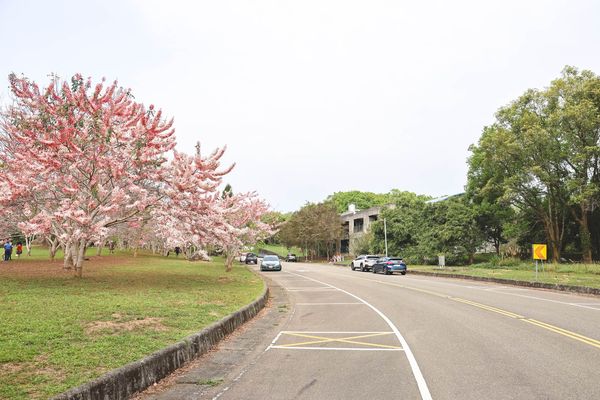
left=533, top=244, right=547, bottom=260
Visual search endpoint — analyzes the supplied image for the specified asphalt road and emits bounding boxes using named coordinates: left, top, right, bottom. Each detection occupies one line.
left=141, top=261, right=600, bottom=400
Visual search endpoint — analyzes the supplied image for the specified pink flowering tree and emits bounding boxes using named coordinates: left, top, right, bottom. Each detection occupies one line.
left=215, top=192, right=272, bottom=272
left=157, top=146, right=234, bottom=260
left=0, top=74, right=176, bottom=276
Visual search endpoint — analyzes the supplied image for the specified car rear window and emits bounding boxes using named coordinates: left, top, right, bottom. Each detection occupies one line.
left=367, top=256, right=379, bottom=259
left=264, top=255, right=278, bottom=261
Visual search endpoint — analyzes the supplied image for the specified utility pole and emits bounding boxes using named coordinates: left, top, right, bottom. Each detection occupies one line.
left=384, top=218, right=388, bottom=257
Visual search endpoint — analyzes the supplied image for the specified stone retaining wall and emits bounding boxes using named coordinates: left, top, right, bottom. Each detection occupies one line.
left=52, top=283, right=269, bottom=400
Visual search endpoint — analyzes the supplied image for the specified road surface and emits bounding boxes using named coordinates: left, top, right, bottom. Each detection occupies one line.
left=141, top=261, right=600, bottom=400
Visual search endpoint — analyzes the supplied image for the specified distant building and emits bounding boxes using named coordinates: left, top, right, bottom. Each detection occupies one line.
left=338, top=195, right=465, bottom=255
left=339, top=204, right=394, bottom=254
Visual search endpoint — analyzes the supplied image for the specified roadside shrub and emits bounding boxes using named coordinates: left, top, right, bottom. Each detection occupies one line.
left=473, top=255, right=524, bottom=269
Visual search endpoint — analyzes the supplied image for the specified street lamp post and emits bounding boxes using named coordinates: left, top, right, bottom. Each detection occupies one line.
left=384, top=218, right=388, bottom=257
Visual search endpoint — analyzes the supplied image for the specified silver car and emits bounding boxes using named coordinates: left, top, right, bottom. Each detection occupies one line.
left=260, top=255, right=282, bottom=271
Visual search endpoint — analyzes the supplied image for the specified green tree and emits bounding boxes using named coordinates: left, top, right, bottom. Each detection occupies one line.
left=327, top=191, right=390, bottom=213
left=466, top=143, right=515, bottom=254
left=431, top=198, right=485, bottom=265
left=468, top=67, right=600, bottom=262
left=468, top=90, right=570, bottom=262
left=370, top=191, right=428, bottom=260
left=545, top=67, right=600, bottom=262
left=221, top=183, right=233, bottom=199
left=278, top=202, right=342, bottom=260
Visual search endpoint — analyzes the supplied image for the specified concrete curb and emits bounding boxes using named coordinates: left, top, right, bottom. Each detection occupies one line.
left=409, top=270, right=600, bottom=296
left=51, top=280, right=269, bottom=400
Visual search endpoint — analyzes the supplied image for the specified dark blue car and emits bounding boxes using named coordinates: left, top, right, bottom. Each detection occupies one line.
left=372, top=257, right=407, bottom=275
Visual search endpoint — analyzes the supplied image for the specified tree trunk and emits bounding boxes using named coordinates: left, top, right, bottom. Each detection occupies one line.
left=25, top=235, right=33, bottom=256
left=74, top=239, right=86, bottom=278
left=46, top=236, right=60, bottom=261
left=541, top=206, right=562, bottom=263
left=70, top=242, right=78, bottom=268
left=64, top=241, right=73, bottom=270
left=468, top=253, right=475, bottom=265
left=226, top=252, right=235, bottom=272
left=96, top=243, right=103, bottom=256
left=572, top=204, right=593, bottom=263
left=50, top=245, right=58, bottom=261
left=493, top=227, right=501, bottom=255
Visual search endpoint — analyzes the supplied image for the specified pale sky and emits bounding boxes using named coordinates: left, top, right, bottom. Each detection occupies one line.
left=1, top=1, right=599, bottom=211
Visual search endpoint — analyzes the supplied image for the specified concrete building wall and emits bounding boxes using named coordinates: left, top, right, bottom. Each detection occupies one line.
left=339, top=205, right=391, bottom=255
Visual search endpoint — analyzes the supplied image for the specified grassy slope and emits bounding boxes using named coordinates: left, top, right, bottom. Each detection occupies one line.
left=410, top=263, right=600, bottom=289
left=0, top=252, right=263, bottom=399
left=254, top=243, right=305, bottom=258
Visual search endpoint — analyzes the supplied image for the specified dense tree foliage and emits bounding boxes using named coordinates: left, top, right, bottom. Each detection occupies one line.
left=327, top=191, right=391, bottom=213
left=278, top=202, right=342, bottom=260
left=468, top=66, right=600, bottom=262
left=370, top=193, right=482, bottom=265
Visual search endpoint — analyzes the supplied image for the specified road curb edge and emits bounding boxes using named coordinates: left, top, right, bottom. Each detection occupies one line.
left=51, top=274, right=269, bottom=400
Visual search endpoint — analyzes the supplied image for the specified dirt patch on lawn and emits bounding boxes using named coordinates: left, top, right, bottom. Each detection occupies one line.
left=0, top=355, right=67, bottom=392
left=0, top=362, right=23, bottom=375
left=0, top=255, right=138, bottom=279
left=85, top=317, right=167, bottom=336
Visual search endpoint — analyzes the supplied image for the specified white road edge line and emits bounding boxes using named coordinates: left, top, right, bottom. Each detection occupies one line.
left=287, top=271, right=433, bottom=400
left=280, top=331, right=393, bottom=334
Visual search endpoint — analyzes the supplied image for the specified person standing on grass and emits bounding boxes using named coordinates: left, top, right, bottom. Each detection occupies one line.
left=4, top=239, right=12, bottom=261
left=16, top=242, right=23, bottom=258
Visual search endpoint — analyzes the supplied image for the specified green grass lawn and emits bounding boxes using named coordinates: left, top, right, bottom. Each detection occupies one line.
left=253, top=243, right=305, bottom=258
left=0, top=252, right=264, bottom=399
left=410, top=262, right=600, bottom=289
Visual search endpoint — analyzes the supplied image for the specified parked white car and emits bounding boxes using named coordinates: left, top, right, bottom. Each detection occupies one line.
left=350, top=255, right=381, bottom=272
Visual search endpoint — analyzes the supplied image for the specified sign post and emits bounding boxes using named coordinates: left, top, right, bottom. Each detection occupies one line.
left=438, top=255, right=445, bottom=269
left=532, top=244, right=547, bottom=280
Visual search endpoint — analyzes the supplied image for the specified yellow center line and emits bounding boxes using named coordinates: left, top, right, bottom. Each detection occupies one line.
left=352, top=275, right=600, bottom=350
left=279, top=332, right=401, bottom=349
left=522, top=319, right=600, bottom=349
left=451, top=297, right=524, bottom=319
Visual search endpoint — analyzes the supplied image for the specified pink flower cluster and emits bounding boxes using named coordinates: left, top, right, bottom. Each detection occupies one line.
left=0, top=74, right=271, bottom=274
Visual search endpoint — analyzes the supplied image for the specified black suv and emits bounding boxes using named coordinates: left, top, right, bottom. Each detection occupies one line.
left=245, top=253, right=258, bottom=264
